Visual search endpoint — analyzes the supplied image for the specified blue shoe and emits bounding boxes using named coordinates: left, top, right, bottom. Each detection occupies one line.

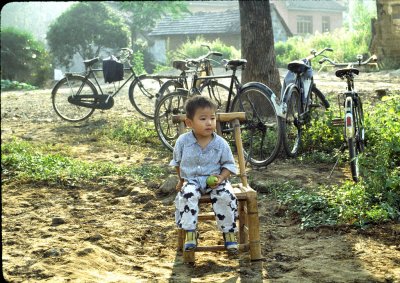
left=223, top=232, right=238, bottom=254
left=184, top=230, right=198, bottom=251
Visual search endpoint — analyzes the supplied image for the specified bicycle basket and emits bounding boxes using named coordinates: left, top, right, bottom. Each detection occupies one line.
left=103, top=55, right=124, bottom=83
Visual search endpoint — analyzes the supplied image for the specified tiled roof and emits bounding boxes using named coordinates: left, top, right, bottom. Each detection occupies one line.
left=148, top=9, right=240, bottom=36
left=286, top=0, right=345, bottom=11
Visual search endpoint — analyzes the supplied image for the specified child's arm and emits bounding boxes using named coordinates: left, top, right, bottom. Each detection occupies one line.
left=175, top=166, right=185, bottom=191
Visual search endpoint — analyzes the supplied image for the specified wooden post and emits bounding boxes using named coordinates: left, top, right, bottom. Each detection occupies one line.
left=238, top=200, right=246, bottom=244
left=177, top=229, right=184, bottom=252
left=183, top=250, right=195, bottom=263
left=233, top=119, right=248, bottom=187
left=246, top=189, right=262, bottom=261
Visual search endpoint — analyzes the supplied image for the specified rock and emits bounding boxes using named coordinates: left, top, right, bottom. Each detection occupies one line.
left=159, top=175, right=178, bottom=194
left=51, top=217, right=66, bottom=226
left=85, top=233, right=103, bottom=242
left=77, top=248, right=94, bottom=256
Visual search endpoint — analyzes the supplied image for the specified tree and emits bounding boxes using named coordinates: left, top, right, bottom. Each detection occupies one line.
left=1, top=27, right=52, bottom=86
left=239, top=1, right=281, bottom=95
left=46, top=2, right=130, bottom=68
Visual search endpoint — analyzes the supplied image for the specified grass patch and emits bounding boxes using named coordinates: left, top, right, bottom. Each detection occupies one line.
left=1, top=139, right=168, bottom=187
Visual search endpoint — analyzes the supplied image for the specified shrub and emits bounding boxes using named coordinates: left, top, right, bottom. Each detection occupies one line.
left=1, top=27, right=52, bottom=87
left=173, top=36, right=240, bottom=66
left=274, top=28, right=374, bottom=68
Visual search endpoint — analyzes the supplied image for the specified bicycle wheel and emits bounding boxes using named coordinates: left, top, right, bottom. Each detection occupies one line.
left=158, top=79, right=184, bottom=98
left=200, top=81, right=231, bottom=111
left=282, top=86, right=302, bottom=157
left=154, top=91, right=188, bottom=151
left=311, top=85, right=330, bottom=109
left=128, top=75, right=164, bottom=119
left=230, top=84, right=282, bottom=166
left=51, top=75, right=97, bottom=122
left=349, top=99, right=365, bottom=182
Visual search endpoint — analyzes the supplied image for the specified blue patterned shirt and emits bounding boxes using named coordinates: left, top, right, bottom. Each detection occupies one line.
left=169, top=131, right=237, bottom=189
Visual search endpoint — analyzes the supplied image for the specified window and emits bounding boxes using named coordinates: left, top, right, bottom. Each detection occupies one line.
left=297, top=15, right=313, bottom=34
left=322, top=16, right=330, bottom=32
left=392, top=4, right=400, bottom=20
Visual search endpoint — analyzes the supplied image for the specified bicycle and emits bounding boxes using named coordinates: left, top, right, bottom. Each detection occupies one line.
left=132, top=45, right=225, bottom=116
left=280, top=48, right=332, bottom=157
left=154, top=58, right=282, bottom=167
left=319, top=54, right=378, bottom=182
left=52, top=48, right=170, bottom=122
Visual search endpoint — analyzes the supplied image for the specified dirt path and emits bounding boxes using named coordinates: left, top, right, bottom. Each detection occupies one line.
left=1, top=70, right=400, bottom=282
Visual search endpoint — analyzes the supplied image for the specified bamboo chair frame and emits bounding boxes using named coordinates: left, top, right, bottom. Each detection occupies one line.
left=172, top=112, right=263, bottom=263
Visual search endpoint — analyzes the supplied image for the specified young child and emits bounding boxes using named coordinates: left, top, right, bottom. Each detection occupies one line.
left=170, top=96, right=239, bottom=254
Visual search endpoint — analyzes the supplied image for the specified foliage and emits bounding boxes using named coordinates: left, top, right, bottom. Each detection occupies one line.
left=47, top=2, right=130, bottom=69
left=105, top=120, right=159, bottom=146
left=173, top=36, right=240, bottom=66
left=1, top=27, right=52, bottom=87
left=131, top=50, right=146, bottom=75
left=1, top=80, right=38, bottom=91
left=266, top=94, right=400, bottom=228
left=1, top=139, right=167, bottom=186
left=360, top=95, right=400, bottom=209
left=275, top=28, right=373, bottom=69
left=302, top=109, right=343, bottom=154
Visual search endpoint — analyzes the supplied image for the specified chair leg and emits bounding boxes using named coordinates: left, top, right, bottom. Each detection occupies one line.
left=246, top=190, right=263, bottom=261
left=183, top=250, right=195, bottom=263
left=177, top=229, right=184, bottom=252
left=238, top=200, right=247, bottom=245
left=178, top=228, right=196, bottom=263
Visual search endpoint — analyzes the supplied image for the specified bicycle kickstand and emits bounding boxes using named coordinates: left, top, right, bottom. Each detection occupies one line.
left=328, top=143, right=346, bottom=179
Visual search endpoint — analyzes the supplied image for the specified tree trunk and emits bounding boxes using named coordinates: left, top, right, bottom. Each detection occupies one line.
left=239, top=0, right=281, bottom=96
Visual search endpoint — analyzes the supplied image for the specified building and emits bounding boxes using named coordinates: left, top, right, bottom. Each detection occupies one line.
left=148, top=2, right=292, bottom=64
left=270, top=0, right=345, bottom=35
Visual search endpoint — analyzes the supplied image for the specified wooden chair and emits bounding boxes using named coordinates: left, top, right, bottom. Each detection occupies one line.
left=172, top=112, right=263, bottom=263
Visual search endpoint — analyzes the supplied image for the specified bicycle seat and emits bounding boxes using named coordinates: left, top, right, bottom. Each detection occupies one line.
left=83, top=57, right=99, bottom=68
left=287, top=60, right=310, bottom=74
left=335, top=68, right=359, bottom=78
left=225, top=59, right=247, bottom=70
left=172, top=60, right=189, bottom=71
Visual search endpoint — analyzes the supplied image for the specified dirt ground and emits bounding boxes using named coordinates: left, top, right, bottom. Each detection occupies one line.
left=1, top=69, right=400, bottom=282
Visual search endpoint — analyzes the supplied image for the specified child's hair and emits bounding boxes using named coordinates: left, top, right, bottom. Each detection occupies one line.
left=185, top=96, right=217, bottom=119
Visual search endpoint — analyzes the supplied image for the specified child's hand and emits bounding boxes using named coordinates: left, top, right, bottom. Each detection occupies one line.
left=176, top=179, right=184, bottom=192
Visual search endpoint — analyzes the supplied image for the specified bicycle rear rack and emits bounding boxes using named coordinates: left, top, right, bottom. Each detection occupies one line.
left=331, top=117, right=344, bottom=127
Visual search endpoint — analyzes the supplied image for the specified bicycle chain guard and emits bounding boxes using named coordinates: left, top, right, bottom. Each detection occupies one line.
left=68, top=95, right=114, bottom=110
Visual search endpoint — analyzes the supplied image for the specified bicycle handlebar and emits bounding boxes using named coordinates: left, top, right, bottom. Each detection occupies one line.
left=319, top=54, right=377, bottom=68
left=305, top=47, right=333, bottom=61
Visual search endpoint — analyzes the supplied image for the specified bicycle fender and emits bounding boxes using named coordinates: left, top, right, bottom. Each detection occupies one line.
left=51, top=75, right=88, bottom=95
left=280, top=83, right=301, bottom=118
left=240, top=82, right=286, bottom=118
left=240, top=81, right=275, bottom=97
left=281, top=83, right=299, bottom=104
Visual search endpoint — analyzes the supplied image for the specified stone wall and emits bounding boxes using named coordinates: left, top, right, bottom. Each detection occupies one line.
left=370, top=0, right=400, bottom=64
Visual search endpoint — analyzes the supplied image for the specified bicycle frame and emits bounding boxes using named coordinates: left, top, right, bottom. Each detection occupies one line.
left=74, top=65, right=138, bottom=98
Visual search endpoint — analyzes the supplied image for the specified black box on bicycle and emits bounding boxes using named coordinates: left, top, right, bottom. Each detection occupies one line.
left=103, top=55, right=124, bottom=83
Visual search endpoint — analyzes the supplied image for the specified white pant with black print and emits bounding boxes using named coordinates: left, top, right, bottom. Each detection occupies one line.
left=175, top=181, right=238, bottom=233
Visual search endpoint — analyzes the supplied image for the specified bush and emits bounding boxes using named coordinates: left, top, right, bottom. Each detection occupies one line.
left=1, top=27, right=52, bottom=87
left=1, top=80, right=38, bottom=91
left=274, top=28, right=373, bottom=68
left=270, top=94, right=400, bottom=228
left=172, top=36, right=240, bottom=66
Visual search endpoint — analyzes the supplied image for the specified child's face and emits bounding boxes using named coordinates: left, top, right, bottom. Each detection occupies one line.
left=186, top=107, right=216, bottom=138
